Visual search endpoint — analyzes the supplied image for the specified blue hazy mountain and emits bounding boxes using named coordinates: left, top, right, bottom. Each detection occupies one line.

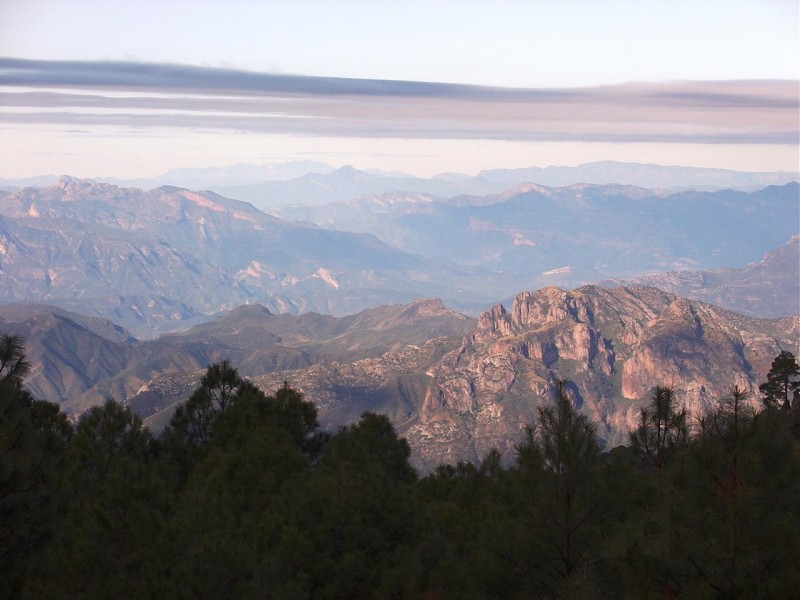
left=278, top=182, right=800, bottom=306
left=211, top=162, right=798, bottom=210
left=0, top=177, right=491, bottom=337
left=1, top=178, right=796, bottom=341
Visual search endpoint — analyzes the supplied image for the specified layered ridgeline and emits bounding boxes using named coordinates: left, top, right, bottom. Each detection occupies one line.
left=276, top=182, right=800, bottom=298
left=0, top=298, right=474, bottom=418
left=6, top=286, right=790, bottom=471
left=1, top=178, right=797, bottom=342
left=206, top=161, right=798, bottom=207
left=601, top=235, right=800, bottom=318
left=5, top=161, right=796, bottom=204
left=248, top=286, right=797, bottom=469
left=0, top=178, right=489, bottom=337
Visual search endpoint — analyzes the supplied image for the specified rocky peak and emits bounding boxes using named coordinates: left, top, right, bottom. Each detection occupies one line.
left=511, top=287, right=578, bottom=329
left=407, top=285, right=795, bottom=469
left=56, top=176, right=120, bottom=199
left=399, top=298, right=466, bottom=320
left=497, top=182, right=554, bottom=199
left=56, top=175, right=80, bottom=189
left=474, top=303, right=510, bottom=337
left=651, top=298, right=704, bottom=338
left=471, top=288, right=603, bottom=347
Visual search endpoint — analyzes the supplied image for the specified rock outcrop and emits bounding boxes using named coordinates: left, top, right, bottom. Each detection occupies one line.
left=6, top=287, right=795, bottom=473
left=403, top=285, right=798, bottom=470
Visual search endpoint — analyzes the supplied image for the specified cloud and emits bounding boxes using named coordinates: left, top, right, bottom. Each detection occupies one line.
left=1, top=57, right=797, bottom=144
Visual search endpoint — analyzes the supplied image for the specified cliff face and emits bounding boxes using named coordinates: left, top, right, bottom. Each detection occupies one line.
left=404, top=285, right=798, bottom=470
left=12, top=284, right=794, bottom=473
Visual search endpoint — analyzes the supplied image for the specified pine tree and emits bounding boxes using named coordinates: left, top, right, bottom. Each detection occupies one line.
left=513, top=379, right=601, bottom=594
left=0, top=333, right=31, bottom=385
left=630, top=386, right=688, bottom=473
left=759, top=350, right=800, bottom=412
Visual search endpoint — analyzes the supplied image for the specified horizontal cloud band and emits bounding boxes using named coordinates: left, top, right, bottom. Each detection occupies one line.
left=1, top=57, right=797, bottom=144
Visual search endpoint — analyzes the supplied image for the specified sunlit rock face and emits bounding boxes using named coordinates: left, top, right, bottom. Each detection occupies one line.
left=4, top=271, right=795, bottom=472
left=404, top=285, right=797, bottom=470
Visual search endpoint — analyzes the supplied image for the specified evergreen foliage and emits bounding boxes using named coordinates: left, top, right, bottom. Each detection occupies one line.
left=630, top=385, right=689, bottom=471
left=2, top=350, right=799, bottom=599
left=759, top=350, right=800, bottom=411
left=0, top=333, right=31, bottom=385
left=0, top=382, right=68, bottom=598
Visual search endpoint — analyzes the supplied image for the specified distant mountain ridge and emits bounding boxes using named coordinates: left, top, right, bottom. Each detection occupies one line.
left=210, top=162, right=799, bottom=210
left=474, top=160, right=798, bottom=192
left=601, top=236, right=800, bottom=317
left=1, top=178, right=797, bottom=337
left=0, top=177, right=490, bottom=336
left=279, top=182, right=800, bottom=306
left=3, top=161, right=795, bottom=202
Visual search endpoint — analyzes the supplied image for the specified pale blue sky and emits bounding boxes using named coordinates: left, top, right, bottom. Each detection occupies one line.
left=3, top=0, right=798, bottom=86
left=1, top=0, right=797, bottom=178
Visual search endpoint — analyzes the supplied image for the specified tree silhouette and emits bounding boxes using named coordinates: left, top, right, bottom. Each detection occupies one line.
left=759, top=350, right=800, bottom=412
left=0, top=333, right=30, bottom=386
left=514, top=379, right=601, bottom=592
left=165, top=359, right=252, bottom=448
left=630, top=386, right=688, bottom=473
left=0, top=384, right=69, bottom=597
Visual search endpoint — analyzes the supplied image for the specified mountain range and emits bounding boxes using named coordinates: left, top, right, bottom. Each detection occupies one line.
left=128, top=161, right=800, bottom=212
left=2, top=286, right=795, bottom=471
left=278, top=182, right=800, bottom=293
left=0, top=177, right=491, bottom=336
left=0, top=164, right=797, bottom=469
left=239, top=286, right=797, bottom=469
left=3, top=161, right=796, bottom=208
left=0, top=298, right=474, bottom=417
left=198, top=162, right=800, bottom=210
left=602, top=236, right=800, bottom=318
left=1, top=177, right=797, bottom=340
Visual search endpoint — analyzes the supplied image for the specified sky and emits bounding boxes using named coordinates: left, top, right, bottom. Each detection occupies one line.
left=1, top=0, right=798, bottom=179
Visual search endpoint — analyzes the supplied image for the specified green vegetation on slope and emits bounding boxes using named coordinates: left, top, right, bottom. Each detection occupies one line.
left=3, top=344, right=800, bottom=598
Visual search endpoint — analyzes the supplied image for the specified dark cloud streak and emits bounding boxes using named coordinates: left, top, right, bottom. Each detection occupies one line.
left=1, top=56, right=567, bottom=100
left=2, top=57, right=796, bottom=106
left=1, top=57, right=797, bottom=145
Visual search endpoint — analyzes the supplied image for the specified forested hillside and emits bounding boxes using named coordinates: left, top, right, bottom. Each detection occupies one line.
left=3, top=337, right=799, bottom=599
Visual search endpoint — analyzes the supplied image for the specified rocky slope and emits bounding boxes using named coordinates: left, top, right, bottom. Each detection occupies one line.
left=167, top=285, right=796, bottom=471
left=401, top=286, right=798, bottom=469
left=0, top=304, right=135, bottom=404
left=602, top=236, right=800, bottom=317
